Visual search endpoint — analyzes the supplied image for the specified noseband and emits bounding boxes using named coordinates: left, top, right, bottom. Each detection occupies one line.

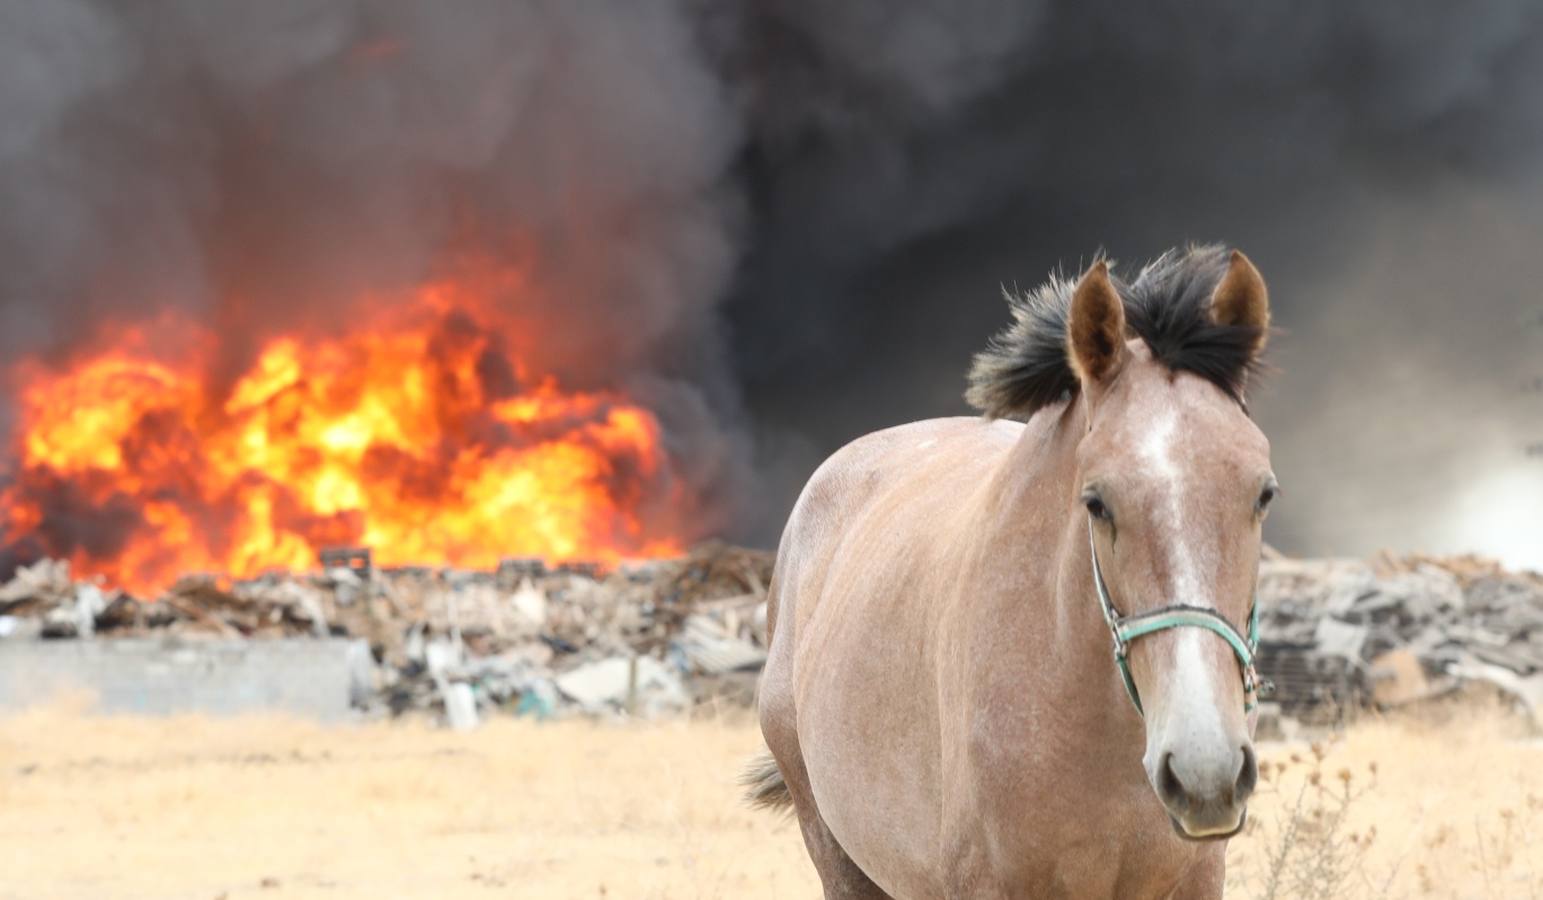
left=1087, top=519, right=1261, bottom=716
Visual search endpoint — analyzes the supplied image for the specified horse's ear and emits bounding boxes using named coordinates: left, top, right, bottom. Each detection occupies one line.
left=1209, top=250, right=1270, bottom=355
left=1066, top=260, right=1128, bottom=385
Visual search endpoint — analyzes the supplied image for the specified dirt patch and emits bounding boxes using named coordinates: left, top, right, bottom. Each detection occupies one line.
left=0, top=700, right=1536, bottom=898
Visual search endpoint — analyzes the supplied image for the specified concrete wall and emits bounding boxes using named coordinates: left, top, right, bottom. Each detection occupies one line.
left=0, top=637, right=374, bottom=721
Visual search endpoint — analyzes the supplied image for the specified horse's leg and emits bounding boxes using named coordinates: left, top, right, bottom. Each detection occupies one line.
left=760, top=669, right=890, bottom=900
left=772, top=739, right=893, bottom=900
left=757, top=550, right=891, bottom=899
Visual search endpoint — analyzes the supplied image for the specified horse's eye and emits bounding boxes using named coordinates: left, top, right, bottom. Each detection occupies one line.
left=1085, top=496, right=1111, bottom=521
left=1257, top=485, right=1278, bottom=513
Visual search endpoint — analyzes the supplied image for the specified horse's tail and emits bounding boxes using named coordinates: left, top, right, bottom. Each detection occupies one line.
left=740, top=748, right=793, bottom=813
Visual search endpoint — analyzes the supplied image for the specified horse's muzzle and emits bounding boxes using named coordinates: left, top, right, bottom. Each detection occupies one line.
left=1152, top=744, right=1257, bottom=840
left=1168, top=810, right=1248, bottom=842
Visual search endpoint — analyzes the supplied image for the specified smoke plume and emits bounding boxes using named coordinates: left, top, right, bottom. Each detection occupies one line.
left=1, top=1, right=1540, bottom=569
left=719, top=0, right=1543, bottom=565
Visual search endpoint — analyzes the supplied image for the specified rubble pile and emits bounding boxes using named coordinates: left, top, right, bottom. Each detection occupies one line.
left=2, top=543, right=1540, bottom=727
left=1255, top=553, right=1543, bottom=722
left=0, top=543, right=772, bottom=722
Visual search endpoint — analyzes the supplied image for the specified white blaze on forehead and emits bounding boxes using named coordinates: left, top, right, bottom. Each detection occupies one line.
left=1136, top=404, right=1228, bottom=735
left=1135, top=405, right=1208, bottom=604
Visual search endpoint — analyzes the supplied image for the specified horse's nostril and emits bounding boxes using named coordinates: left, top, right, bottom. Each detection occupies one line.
left=1235, top=744, right=1258, bottom=799
left=1158, top=751, right=1185, bottom=805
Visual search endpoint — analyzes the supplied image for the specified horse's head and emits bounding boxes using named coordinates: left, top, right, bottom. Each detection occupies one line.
left=1066, top=251, right=1273, bottom=840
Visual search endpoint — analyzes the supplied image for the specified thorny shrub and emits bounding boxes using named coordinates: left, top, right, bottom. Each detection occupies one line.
left=1243, top=738, right=1380, bottom=900
left=1230, top=715, right=1542, bottom=900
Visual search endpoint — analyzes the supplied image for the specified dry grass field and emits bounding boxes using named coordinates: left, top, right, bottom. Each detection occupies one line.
left=1, top=697, right=1539, bottom=899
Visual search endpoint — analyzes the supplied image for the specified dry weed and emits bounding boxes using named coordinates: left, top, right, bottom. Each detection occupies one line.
left=1228, top=700, right=1543, bottom=899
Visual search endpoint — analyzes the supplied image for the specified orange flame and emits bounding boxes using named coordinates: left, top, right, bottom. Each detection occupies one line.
left=1, top=278, right=687, bottom=593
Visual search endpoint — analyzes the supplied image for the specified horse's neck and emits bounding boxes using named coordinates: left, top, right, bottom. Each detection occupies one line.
left=982, top=401, right=1136, bottom=720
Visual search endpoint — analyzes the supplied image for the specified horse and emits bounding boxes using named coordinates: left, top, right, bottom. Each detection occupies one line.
left=744, top=245, right=1276, bottom=898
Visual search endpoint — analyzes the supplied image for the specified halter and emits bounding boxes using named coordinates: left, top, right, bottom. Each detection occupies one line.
left=1088, top=518, right=1262, bottom=716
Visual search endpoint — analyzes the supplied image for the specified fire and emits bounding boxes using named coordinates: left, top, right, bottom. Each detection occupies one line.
left=0, top=279, right=688, bottom=593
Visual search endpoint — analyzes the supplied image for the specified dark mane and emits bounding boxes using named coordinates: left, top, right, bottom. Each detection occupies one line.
left=964, top=245, right=1266, bottom=419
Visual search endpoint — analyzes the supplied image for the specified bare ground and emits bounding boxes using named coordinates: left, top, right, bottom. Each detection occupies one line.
left=0, top=697, right=1538, bottom=899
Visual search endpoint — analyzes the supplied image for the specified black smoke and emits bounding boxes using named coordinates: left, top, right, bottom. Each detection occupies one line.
left=718, top=1, right=1543, bottom=564
left=1, top=1, right=1540, bottom=566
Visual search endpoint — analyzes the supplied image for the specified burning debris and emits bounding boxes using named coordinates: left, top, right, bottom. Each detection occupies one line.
left=0, top=294, right=696, bottom=593
left=0, top=2, right=750, bottom=598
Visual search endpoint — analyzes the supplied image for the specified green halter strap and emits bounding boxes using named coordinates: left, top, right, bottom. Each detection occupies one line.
left=1087, top=518, right=1262, bottom=717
